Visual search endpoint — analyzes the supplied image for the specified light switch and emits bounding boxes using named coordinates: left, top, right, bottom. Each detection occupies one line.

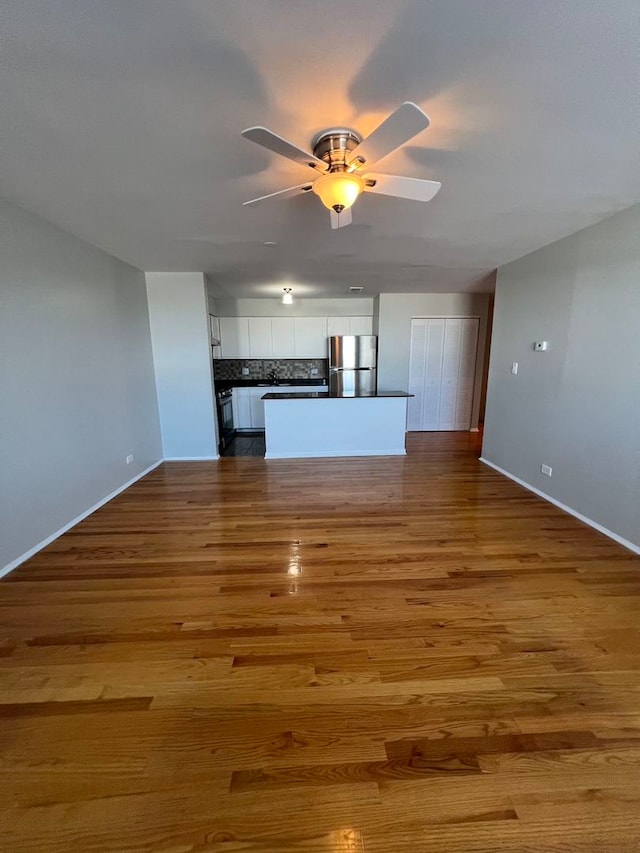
left=511, top=362, right=518, bottom=375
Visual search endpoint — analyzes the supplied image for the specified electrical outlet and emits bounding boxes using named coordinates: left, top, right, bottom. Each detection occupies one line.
left=126, top=454, right=134, bottom=465
left=511, top=362, right=518, bottom=375
left=540, top=464, right=552, bottom=477
left=242, top=367, right=249, bottom=376
left=310, top=368, right=318, bottom=375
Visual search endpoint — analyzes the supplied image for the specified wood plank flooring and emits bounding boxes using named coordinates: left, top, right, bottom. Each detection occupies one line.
left=1, top=432, right=640, bottom=852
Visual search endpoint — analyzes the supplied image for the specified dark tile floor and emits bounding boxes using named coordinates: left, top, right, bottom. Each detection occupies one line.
left=221, top=432, right=266, bottom=457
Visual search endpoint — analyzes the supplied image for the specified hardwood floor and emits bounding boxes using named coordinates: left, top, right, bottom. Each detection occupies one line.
left=1, top=433, right=640, bottom=852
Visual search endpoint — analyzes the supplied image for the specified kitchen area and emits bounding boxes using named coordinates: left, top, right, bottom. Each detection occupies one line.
left=209, top=309, right=411, bottom=458
left=200, top=286, right=493, bottom=462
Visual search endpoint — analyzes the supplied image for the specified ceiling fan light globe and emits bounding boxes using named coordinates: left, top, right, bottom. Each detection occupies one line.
left=313, top=172, right=363, bottom=212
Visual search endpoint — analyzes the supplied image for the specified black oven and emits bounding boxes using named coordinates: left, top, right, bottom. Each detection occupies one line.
left=216, top=388, right=235, bottom=452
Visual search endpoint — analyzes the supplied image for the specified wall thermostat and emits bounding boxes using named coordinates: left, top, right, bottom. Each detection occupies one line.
left=534, top=341, right=549, bottom=351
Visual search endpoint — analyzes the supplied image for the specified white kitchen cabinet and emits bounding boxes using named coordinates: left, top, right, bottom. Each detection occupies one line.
left=232, top=387, right=252, bottom=429
left=294, top=317, right=328, bottom=357
left=220, top=315, right=372, bottom=359
left=249, top=388, right=267, bottom=428
left=271, top=317, right=296, bottom=357
left=327, top=317, right=352, bottom=337
left=327, top=316, right=373, bottom=337
left=209, top=314, right=222, bottom=359
left=209, top=314, right=221, bottom=345
left=234, top=385, right=328, bottom=431
left=220, top=317, right=250, bottom=358
left=349, top=316, right=373, bottom=336
left=248, top=317, right=273, bottom=357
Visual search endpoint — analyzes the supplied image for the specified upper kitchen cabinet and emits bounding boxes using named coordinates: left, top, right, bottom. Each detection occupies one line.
left=294, top=317, right=328, bottom=357
left=209, top=314, right=222, bottom=358
left=327, top=316, right=373, bottom=337
left=327, top=317, right=351, bottom=337
left=271, top=317, right=296, bottom=357
left=219, top=317, right=250, bottom=358
left=349, top=316, right=373, bottom=336
left=218, top=315, right=372, bottom=359
left=248, top=317, right=273, bottom=357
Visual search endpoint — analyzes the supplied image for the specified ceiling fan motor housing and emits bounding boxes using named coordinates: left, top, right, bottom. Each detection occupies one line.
left=312, top=129, right=362, bottom=172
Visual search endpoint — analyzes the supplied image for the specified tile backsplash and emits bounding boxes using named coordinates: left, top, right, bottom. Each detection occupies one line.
left=213, top=358, right=328, bottom=381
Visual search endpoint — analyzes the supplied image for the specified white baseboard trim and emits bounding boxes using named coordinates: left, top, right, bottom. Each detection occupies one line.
left=479, top=457, right=640, bottom=556
left=0, top=460, right=164, bottom=580
left=163, top=456, right=219, bottom=461
left=470, top=427, right=480, bottom=433
left=265, top=449, right=407, bottom=459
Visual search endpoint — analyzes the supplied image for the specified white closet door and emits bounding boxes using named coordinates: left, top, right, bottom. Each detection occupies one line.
left=439, top=320, right=462, bottom=430
left=423, top=319, right=445, bottom=430
left=407, top=319, right=427, bottom=430
left=408, top=317, right=478, bottom=431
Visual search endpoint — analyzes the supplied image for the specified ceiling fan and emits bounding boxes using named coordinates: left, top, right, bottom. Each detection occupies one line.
left=241, top=102, right=441, bottom=229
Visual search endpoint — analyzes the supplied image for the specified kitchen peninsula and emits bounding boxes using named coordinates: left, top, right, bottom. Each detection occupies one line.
left=262, top=390, right=412, bottom=459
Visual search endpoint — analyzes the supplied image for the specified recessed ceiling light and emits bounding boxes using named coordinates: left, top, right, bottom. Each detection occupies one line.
left=263, top=241, right=278, bottom=247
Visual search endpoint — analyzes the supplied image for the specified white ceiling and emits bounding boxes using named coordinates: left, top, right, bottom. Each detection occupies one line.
left=1, top=1, right=639, bottom=298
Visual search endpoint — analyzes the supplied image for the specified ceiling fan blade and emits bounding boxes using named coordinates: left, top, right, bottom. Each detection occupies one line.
left=348, top=102, right=430, bottom=169
left=242, top=126, right=328, bottom=172
left=330, top=208, right=352, bottom=229
left=243, top=183, right=313, bottom=206
left=363, top=174, right=441, bottom=202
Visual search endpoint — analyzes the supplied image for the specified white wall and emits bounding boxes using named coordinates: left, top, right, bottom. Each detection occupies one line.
left=211, top=296, right=374, bottom=318
left=0, top=198, right=162, bottom=573
left=482, top=204, right=640, bottom=551
left=146, top=273, right=218, bottom=459
left=377, top=292, right=493, bottom=429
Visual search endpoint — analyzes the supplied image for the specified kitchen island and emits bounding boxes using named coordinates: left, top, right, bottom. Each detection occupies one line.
left=262, top=391, right=412, bottom=459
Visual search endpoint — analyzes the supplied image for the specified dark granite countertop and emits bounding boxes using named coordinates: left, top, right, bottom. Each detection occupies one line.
left=215, top=378, right=327, bottom=391
left=262, top=391, right=413, bottom=400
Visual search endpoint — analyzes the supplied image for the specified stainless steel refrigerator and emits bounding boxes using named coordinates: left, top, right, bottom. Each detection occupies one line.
left=328, top=335, right=378, bottom=396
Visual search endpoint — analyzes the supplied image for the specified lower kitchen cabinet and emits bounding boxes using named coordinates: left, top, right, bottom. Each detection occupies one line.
left=232, top=388, right=253, bottom=429
left=232, top=386, right=277, bottom=430
left=250, top=390, right=266, bottom=429
left=233, top=385, right=325, bottom=430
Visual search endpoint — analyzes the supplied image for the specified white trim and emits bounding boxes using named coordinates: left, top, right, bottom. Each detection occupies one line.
left=266, top=450, right=406, bottom=459
left=163, top=455, right=219, bottom=461
left=470, top=427, right=480, bottom=433
left=480, top=457, right=640, bottom=556
left=0, top=460, right=164, bottom=580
